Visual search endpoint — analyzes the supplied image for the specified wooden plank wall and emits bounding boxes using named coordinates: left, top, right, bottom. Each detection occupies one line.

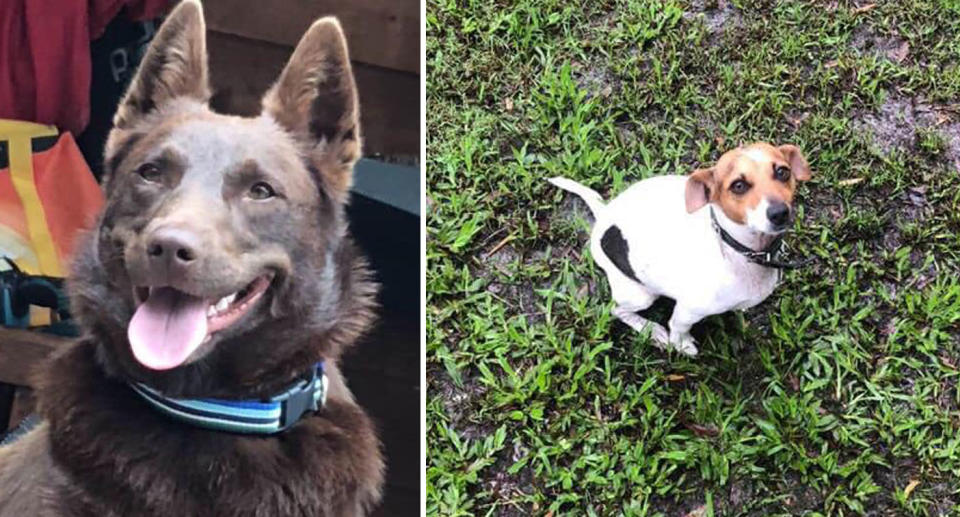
left=203, top=0, right=420, bottom=158
left=203, top=0, right=419, bottom=73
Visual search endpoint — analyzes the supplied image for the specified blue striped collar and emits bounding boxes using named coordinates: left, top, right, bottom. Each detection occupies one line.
left=131, top=362, right=328, bottom=435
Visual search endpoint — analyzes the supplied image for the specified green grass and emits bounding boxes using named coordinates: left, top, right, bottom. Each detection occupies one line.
left=426, top=1, right=960, bottom=515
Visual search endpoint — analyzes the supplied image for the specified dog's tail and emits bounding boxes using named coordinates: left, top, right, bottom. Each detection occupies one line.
left=547, top=177, right=605, bottom=216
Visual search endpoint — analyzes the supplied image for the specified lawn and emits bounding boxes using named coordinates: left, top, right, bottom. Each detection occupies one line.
left=425, top=1, right=960, bottom=515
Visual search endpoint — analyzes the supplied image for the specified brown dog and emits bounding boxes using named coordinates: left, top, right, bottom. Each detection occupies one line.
left=0, top=1, right=383, bottom=515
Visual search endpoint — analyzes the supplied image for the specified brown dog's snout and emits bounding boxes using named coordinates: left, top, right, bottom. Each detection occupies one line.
left=146, top=226, right=203, bottom=279
left=766, top=201, right=790, bottom=227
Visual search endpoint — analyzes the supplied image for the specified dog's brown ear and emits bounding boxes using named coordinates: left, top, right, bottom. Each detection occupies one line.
left=779, top=144, right=812, bottom=181
left=262, top=17, right=360, bottom=201
left=113, top=0, right=209, bottom=129
left=685, top=168, right=716, bottom=213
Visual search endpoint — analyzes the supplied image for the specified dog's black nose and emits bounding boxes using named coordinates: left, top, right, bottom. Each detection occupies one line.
left=147, top=227, right=201, bottom=274
left=766, top=202, right=790, bottom=227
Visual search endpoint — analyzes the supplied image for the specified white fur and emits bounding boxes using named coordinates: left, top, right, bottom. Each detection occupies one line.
left=550, top=175, right=782, bottom=356
left=744, top=147, right=768, bottom=164
left=745, top=197, right=772, bottom=234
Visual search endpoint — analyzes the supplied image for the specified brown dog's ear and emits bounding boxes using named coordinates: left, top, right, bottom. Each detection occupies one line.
left=262, top=17, right=360, bottom=201
left=685, top=168, right=716, bottom=213
left=113, top=0, right=209, bottom=129
left=779, top=144, right=812, bottom=181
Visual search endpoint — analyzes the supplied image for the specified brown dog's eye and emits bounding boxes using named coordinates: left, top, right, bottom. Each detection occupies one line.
left=774, top=166, right=791, bottom=182
left=729, top=179, right=750, bottom=195
left=136, top=163, right=162, bottom=183
left=249, top=182, right=276, bottom=200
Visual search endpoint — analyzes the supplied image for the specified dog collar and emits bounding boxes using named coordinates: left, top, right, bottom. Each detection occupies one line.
left=709, top=207, right=811, bottom=270
left=130, top=362, right=328, bottom=434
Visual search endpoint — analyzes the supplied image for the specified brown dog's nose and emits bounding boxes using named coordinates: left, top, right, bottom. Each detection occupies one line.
left=146, top=226, right=202, bottom=275
left=766, top=201, right=790, bottom=227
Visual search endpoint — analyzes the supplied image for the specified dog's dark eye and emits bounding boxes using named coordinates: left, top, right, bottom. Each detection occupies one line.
left=774, top=166, right=791, bottom=182
left=136, top=163, right=162, bottom=183
left=729, top=179, right=750, bottom=195
left=249, top=182, right=276, bottom=200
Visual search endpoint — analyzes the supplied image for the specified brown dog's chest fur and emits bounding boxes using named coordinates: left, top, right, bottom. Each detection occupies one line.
left=31, top=341, right=381, bottom=517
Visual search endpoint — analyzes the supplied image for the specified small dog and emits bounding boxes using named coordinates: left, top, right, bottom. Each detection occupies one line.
left=550, top=143, right=812, bottom=356
left=0, top=1, right=384, bottom=515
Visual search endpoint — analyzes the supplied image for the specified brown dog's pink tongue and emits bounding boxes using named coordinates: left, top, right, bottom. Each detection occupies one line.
left=128, top=287, right=208, bottom=370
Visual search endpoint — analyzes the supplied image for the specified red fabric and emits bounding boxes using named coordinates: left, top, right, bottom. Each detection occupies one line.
left=0, top=0, right=170, bottom=136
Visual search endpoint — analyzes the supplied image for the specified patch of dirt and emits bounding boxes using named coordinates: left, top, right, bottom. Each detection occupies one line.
left=478, top=240, right=591, bottom=323
left=936, top=371, right=959, bottom=413
left=683, top=0, right=743, bottom=37
left=855, top=95, right=937, bottom=154
left=616, top=123, right=640, bottom=147
left=648, top=477, right=715, bottom=517
left=779, top=475, right=825, bottom=513
left=432, top=369, right=490, bottom=441
left=726, top=478, right=755, bottom=511
left=850, top=25, right=910, bottom=64
left=574, top=63, right=619, bottom=99
left=865, top=456, right=925, bottom=515
left=927, top=481, right=960, bottom=516
left=652, top=476, right=759, bottom=516
left=552, top=192, right=597, bottom=230
left=482, top=446, right=536, bottom=516
left=854, top=93, right=960, bottom=166
left=480, top=245, right=542, bottom=316
left=586, top=10, right=619, bottom=32
left=485, top=244, right=523, bottom=271
left=940, top=122, right=960, bottom=169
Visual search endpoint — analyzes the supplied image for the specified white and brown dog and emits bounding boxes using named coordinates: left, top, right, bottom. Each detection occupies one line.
left=550, top=143, right=812, bottom=356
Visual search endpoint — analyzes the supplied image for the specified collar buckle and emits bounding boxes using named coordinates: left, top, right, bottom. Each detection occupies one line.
left=279, top=366, right=322, bottom=429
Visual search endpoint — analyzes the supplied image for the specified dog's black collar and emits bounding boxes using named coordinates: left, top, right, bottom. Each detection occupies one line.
left=709, top=207, right=811, bottom=270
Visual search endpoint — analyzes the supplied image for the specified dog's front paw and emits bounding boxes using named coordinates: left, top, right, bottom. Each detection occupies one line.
left=673, top=337, right=698, bottom=357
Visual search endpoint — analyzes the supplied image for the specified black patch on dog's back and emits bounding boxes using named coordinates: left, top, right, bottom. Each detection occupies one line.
left=600, top=225, right=641, bottom=283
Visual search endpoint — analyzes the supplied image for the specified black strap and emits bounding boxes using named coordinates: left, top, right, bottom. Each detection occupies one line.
left=0, top=135, right=60, bottom=170
left=709, top=208, right=813, bottom=270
